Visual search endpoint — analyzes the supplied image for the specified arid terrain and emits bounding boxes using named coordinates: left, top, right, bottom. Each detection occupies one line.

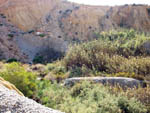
left=0, top=0, right=150, bottom=62
left=0, top=1, right=150, bottom=113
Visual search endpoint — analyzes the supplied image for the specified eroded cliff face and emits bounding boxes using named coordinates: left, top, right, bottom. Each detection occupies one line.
left=0, top=0, right=61, bottom=31
left=0, top=13, right=28, bottom=62
left=1, top=0, right=150, bottom=34
left=100, top=5, right=150, bottom=32
left=0, top=0, right=150, bottom=62
left=0, top=10, right=67, bottom=62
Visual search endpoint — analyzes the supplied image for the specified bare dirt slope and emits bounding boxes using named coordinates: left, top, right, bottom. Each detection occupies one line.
left=0, top=13, right=27, bottom=62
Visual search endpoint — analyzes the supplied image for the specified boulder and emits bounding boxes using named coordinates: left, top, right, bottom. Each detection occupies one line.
left=0, top=77, right=24, bottom=96
left=0, top=77, right=64, bottom=113
left=141, top=41, right=150, bottom=54
left=64, top=77, right=146, bottom=88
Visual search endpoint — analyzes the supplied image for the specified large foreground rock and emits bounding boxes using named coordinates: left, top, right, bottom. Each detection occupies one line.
left=64, top=77, right=146, bottom=88
left=0, top=81, right=64, bottom=113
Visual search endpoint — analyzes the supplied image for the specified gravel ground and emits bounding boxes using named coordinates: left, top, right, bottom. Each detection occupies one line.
left=0, top=85, right=64, bottom=113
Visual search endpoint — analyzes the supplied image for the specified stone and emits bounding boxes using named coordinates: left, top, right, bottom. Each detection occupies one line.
left=64, top=77, right=146, bottom=88
left=0, top=77, right=24, bottom=96
left=0, top=78, right=64, bottom=113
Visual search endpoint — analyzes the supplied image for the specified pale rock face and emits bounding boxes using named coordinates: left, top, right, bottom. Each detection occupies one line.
left=0, top=83, right=64, bottom=113
left=0, top=13, right=28, bottom=62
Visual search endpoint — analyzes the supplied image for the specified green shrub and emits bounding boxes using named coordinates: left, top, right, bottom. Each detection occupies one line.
left=46, top=61, right=64, bottom=72
left=8, top=34, right=14, bottom=38
left=36, top=81, right=147, bottom=113
left=63, top=42, right=127, bottom=75
left=28, top=30, right=35, bottom=34
left=64, top=41, right=119, bottom=71
left=6, top=58, right=18, bottom=63
left=31, top=64, right=48, bottom=77
left=35, top=80, right=69, bottom=108
left=52, top=66, right=66, bottom=75
left=33, top=56, right=44, bottom=64
left=46, top=63, right=56, bottom=71
left=119, top=57, right=150, bottom=78
left=69, top=65, right=93, bottom=78
left=69, top=66, right=84, bottom=78
left=45, top=61, right=70, bottom=82
left=0, top=62, right=37, bottom=97
left=39, top=34, right=46, bottom=37
left=0, top=14, right=6, bottom=18
left=124, top=86, right=150, bottom=111
left=97, top=29, right=150, bottom=56
left=147, top=8, right=150, bottom=16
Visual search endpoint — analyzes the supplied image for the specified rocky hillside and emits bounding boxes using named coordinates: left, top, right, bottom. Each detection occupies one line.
left=0, top=13, right=27, bottom=62
left=0, top=10, right=67, bottom=62
left=100, top=5, right=150, bottom=32
left=0, top=0, right=150, bottom=62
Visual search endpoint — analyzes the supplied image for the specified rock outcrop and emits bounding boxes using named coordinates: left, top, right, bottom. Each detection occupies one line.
left=64, top=77, right=146, bottom=88
left=0, top=77, right=64, bottom=113
left=0, top=77, right=24, bottom=96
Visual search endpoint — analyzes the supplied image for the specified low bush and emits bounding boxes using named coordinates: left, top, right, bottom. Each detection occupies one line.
left=122, top=57, right=150, bottom=76
left=0, top=62, right=37, bottom=97
left=39, top=34, right=46, bottom=37
left=63, top=41, right=123, bottom=72
left=8, top=34, right=14, bottom=38
left=6, top=58, right=18, bottom=63
left=28, top=30, right=35, bottom=34
left=121, top=86, right=150, bottom=111
left=97, top=29, right=150, bottom=56
left=31, top=64, right=48, bottom=77
left=69, top=65, right=93, bottom=78
left=33, top=56, right=44, bottom=64
left=45, top=61, right=69, bottom=82
left=35, top=81, right=147, bottom=113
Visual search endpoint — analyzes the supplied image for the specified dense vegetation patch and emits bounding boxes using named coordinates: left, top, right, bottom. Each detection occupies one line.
left=63, top=29, right=150, bottom=80
left=0, top=62, right=37, bottom=97
left=0, top=61, right=149, bottom=112
left=35, top=81, right=147, bottom=113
